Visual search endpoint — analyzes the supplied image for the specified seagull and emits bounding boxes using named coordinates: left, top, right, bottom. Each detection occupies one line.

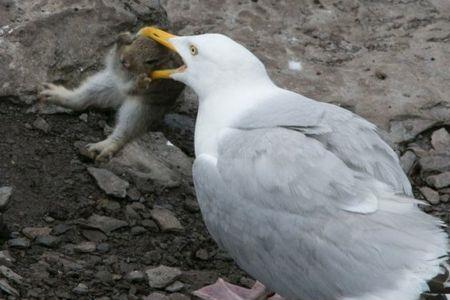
left=138, top=27, right=449, bottom=300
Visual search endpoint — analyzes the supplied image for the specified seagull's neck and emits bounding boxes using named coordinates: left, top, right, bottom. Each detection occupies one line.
left=194, top=80, right=278, bottom=158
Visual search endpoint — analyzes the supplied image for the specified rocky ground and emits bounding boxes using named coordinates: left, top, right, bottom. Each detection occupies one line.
left=0, top=0, right=450, bottom=299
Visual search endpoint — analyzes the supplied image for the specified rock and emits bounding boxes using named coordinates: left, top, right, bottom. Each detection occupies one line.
left=73, top=283, right=89, bottom=295
left=143, top=293, right=169, bottom=300
left=0, top=0, right=169, bottom=105
left=179, top=270, right=219, bottom=290
left=0, top=266, right=23, bottom=285
left=169, top=293, right=190, bottom=300
left=96, top=198, right=121, bottom=211
left=8, top=238, right=30, bottom=249
left=33, top=117, right=50, bottom=133
left=41, top=252, right=86, bottom=272
left=52, top=224, right=72, bottom=235
left=82, top=229, right=107, bottom=242
left=0, top=250, right=15, bottom=266
left=184, top=199, right=200, bottom=213
left=125, top=270, right=146, bottom=283
left=43, top=216, right=55, bottom=223
left=35, top=235, right=61, bottom=248
left=74, top=241, right=96, bottom=253
left=125, top=205, right=140, bottom=226
left=419, top=155, right=450, bottom=173
left=427, top=172, right=450, bottom=189
left=95, top=270, right=113, bottom=283
left=0, top=279, right=19, bottom=296
left=150, top=207, right=184, bottom=233
left=440, top=194, right=449, bottom=203
left=195, top=249, right=209, bottom=261
left=431, top=128, right=450, bottom=152
left=22, top=226, right=52, bottom=239
left=83, top=214, right=128, bottom=234
left=131, top=226, right=147, bottom=236
left=79, top=113, right=88, bottom=122
left=104, top=132, right=193, bottom=191
left=0, top=186, right=13, bottom=210
left=96, top=243, right=111, bottom=253
left=165, top=281, right=184, bottom=292
left=88, top=167, right=129, bottom=198
left=400, top=151, right=416, bottom=174
left=141, top=219, right=159, bottom=232
left=145, top=265, right=182, bottom=289
left=419, top=186, right=440, bottom=205
left=127, top=187, right=142, bottom=201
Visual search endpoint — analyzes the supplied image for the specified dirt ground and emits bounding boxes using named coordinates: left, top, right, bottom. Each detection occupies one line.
left=0, top=100, right=247, bottom=299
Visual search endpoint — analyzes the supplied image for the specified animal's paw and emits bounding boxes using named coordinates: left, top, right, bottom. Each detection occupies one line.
left=86, top=139, right=121, bottom=162
left=39, top=83, right=71, bottom=106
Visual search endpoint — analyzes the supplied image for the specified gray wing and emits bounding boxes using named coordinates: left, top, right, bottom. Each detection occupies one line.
left=236, top=90, right=412, bottom=196
left=193, top=126, right=446, bottom=300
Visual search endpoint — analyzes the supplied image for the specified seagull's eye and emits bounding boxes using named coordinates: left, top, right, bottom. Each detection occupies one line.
left=189, top=45, right=198, bottom=56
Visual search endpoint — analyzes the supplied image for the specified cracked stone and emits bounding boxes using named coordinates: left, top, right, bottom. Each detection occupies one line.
left=427, top=172, right=450, bottom=189
left=146, top=265, right=182, bottom=289
left=88, top=167, right=129, bottom=198
left=150, top=207, right=184, bottom=233
left=419, top=186, right=440, bottom=205
left=0, top=187, right=13, bottom=210
left=83, top=214, right=128, bottom=234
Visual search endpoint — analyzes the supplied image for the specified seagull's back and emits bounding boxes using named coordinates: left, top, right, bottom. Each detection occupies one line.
left=193, top=88, right=448, bottom=300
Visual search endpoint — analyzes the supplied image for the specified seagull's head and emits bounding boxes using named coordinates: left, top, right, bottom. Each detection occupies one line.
left=137, top=27, right=272, bottom=98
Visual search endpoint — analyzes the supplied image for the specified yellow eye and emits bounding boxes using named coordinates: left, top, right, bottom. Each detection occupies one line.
left=189, top=45, right=198, bottom=56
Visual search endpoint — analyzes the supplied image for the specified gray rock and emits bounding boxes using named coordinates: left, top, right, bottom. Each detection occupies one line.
left=52, top=224, right=72, bottom=235
left=35, top=235, right=61, bottom=248
left=33, top=117, right=50, bottom=133
left=431, top=128, right=450, bottom=152
left=0, top=187, right=13, bottom=210
left=82, top=229, right=107, bottom=242
left=73, top=283, right=89, bottom=295
left=104, top=132, right=193, bottom=191
left=125, top=270, right=146, bottom=283
left=419, top=154, right=450, bottom=173
left=95, top=270, right=113, bottom=283
left=84, top=214, right=128, bottom=234
left=96, top=198, right=121, bottom=211
left=146, top=265, right=182, bottom=289
left=163, top=0, right=450, bottom=145
left=440, top=194, right=449, bottom=203
left=419, top=187, right=440, bottom=205
left=0, top=266, right=23, bottom=285
left=150, top=207, right=184, bottom=233
left=96, top=243, right=111, bottom=253
left=195, top=249, right=209, bottom=261
left=74, top=241, right=96, bottom=253
left=141, top=219, right=159, bottom=232
left=0, top=279, right=19, bottom=296
left=22, top=227, right=52, bottom=239
left=131, top=226, right=147, bottom=236
left=0, top=0, right=168, bottom=105
left=0, top=250, right=15, bottom=266
left=125, top=205, right=140, bottom=226
left=143, top=293, right=169, bottom=300
left=165, top=281, right=184, bottom=293
left=400, top=151, right=417, bottom=174
left=427, top=172, right=450, bottom=189
left=8, top=238, right=30, bottom=249
left=169, top=293, right=190, bottom=300
left=88, top=167, right=129, bottom=198
left=79, top=113, right=88, bottom=123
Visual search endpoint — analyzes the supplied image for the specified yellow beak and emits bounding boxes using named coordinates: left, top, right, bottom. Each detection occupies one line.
left=137, top=27, right=182, bottom=79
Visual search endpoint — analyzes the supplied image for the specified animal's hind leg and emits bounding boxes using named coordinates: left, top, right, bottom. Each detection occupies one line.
left=87, top=97, right=150, bottom=161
